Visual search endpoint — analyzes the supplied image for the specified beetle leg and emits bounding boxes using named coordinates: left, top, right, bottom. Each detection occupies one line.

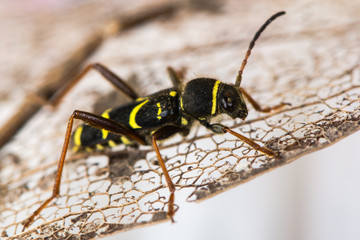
left=150, top=125, right=189, bottom=223
left=22, top=110, right=145, bottom=231
left=199, top=120, right=276, bottom=157
left=223, top=127, right=276, bottom=157
left=151, top=135, right=175, bottom=222
left=50, top=63, right=139, bottom=106
left=167, top=66, right=186, bottom=91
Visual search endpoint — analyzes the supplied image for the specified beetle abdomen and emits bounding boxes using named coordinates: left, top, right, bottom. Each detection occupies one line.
left=71, top=88, right=182, bottom=152
left=72, top=124, right=137, bottom=152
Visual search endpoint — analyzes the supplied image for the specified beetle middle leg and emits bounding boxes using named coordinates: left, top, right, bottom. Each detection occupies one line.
left=22, top=110, right=146, bottom=230
left=167, top=66, right=186, bottom=91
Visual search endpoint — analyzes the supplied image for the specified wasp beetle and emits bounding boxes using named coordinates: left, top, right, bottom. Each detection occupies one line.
left=23, top=11, right=287, bottom=229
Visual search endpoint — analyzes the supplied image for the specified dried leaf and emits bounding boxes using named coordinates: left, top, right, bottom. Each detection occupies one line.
left=1, top=0, right=359, bottom=239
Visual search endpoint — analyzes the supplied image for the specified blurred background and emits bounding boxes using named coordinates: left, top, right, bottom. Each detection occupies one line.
left=0, top=0, right=359, bottom=239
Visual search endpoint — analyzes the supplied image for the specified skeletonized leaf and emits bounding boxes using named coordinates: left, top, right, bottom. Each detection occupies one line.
left=0, top=0, right=359, bottom=239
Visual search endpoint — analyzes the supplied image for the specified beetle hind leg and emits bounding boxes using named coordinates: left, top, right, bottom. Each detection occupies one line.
left=151, top=134, right=175, bottom=222
left=22, top=110, right=146, bottom=231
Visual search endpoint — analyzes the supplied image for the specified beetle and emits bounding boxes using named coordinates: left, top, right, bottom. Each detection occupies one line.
left=23, top=11, right=287, bottom=229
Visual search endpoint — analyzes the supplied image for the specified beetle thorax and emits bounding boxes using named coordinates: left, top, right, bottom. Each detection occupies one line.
left=181, top=78, right=248, bottom=120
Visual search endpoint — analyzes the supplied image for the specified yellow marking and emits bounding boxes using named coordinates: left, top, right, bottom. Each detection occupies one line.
left=129, top=99, right=149, bottom=129
left=96, top=144, right=105, bottom=150
left=121, top=136, right=132, bottom=145
left=74, top=126, right=83, bottom=146
left=157, top=102, right=162, bottom=120
left=102, top=130, right=109, bottom=139
left=72, top=146, right=80, bottom=152
left=211, top=81, right=221, bottom=115
left=85, top=147, right=93, bottom=153
left=101, top=108, right=111, bottom=118
left=101, top=129, right=109, bottom=139
left=136, top=97, right=148, bottom=102
left=108, top=140, right=117, bottom=147
left=170, top=91, right=177, bottom=97
left=180, top=97, right=184, bottom=111
left=199, top=117, right=206, bottom=120
left=101, top=108, right=112, bottom=139
left=181, top=117, right=188, bottom=126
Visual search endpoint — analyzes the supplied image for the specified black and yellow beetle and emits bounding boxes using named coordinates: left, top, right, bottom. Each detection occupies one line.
left=23, top=11, right=287, bottom=229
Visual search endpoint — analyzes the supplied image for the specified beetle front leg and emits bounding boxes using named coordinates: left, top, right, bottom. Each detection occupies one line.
left=167, top=66, right=187, bottom=91
left=200, top=120, right=276, bottom=157
left=224, top=127, right=276, bottom=157
left=200, top=121, right=227, bottom=134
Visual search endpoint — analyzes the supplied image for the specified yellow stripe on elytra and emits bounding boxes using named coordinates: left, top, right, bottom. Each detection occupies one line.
left=157, top=102, right=162, bottom=120
left=211, top=81, right=221, bottom=115
left=129, top=99, right=149, bottom=129
left=74, top=126, right=83, bottom=146
left=135, top=97, right=148, bottom=102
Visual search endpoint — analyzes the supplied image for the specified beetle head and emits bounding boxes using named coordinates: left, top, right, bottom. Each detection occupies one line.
left=218, top=84, right=248, bottom=120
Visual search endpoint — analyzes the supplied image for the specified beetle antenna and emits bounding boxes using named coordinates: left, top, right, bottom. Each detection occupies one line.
left=235, top=11, right=286, bottom=87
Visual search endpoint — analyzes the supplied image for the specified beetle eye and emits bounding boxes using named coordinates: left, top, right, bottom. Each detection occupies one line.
left=218, top=84, right=245, bottom=116
left=221, top=94, right=235, bottom=112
